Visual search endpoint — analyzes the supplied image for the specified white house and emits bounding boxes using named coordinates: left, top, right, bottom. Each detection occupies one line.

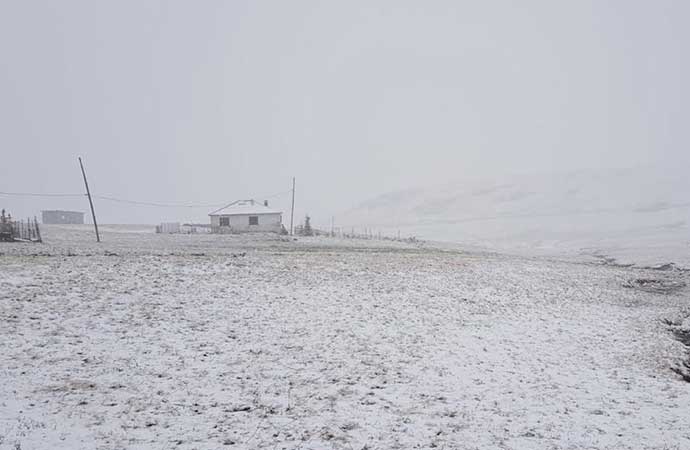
left=209, top=200, right=283, bottom=233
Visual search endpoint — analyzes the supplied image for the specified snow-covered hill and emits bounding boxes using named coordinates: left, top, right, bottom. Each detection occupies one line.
left=340, top=166, right=690, bottom=267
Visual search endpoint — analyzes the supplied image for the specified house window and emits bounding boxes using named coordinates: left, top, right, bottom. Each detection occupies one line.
left=219, top=217, right=230, bottom=227
left=248, top=216, right=259, bottom=226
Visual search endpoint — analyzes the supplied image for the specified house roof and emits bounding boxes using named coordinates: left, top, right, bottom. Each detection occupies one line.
left=209, top=200, right=282, bottom=216
left=42, top=210, right=84, bottom=214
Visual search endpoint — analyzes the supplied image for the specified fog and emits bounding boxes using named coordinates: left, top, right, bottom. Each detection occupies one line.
left=1, top=1, right=689, bottom=228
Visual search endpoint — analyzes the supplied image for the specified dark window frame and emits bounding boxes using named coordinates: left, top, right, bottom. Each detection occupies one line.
left=219, top=217, right=230, bottom=227
left=248, top=216, right=259, bottom=226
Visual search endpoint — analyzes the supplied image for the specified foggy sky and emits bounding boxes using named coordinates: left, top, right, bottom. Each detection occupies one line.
left=1, top=1, right=688, bottom=226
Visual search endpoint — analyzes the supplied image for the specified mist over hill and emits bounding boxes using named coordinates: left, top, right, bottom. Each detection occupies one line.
left=340, top=166, right=690, bottom=266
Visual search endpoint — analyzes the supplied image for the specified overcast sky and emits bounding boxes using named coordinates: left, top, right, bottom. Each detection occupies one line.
left=1, top=1, right=688, bottom=225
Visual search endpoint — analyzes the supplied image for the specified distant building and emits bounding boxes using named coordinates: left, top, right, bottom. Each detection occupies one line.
left=209, top=200, right=283, bottom=233
left=156, top=222, right=181, bottom=234
left=42, top=210, right=84, bottom=225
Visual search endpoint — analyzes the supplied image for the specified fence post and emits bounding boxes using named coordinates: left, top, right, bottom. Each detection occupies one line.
left=34, top=217, right=42, bottom=242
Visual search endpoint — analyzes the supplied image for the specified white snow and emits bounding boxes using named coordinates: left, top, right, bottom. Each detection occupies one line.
left=209, top=200, right=283, bottom=216
left=1, top=225, right=689, bottom=449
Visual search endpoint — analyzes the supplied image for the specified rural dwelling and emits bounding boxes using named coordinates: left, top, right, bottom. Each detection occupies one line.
left=209, top=200, right=283, bottom=233
left=42, top=210, right=84, bottom=225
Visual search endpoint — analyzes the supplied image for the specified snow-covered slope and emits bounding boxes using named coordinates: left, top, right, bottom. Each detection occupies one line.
left=340, top=166, right=690, bottom=267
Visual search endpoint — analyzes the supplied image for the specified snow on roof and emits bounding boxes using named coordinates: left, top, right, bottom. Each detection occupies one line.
left=209, top=200, right=282, bottom=216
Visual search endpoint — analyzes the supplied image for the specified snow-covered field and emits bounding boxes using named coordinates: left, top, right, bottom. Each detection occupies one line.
left=1, top=225, right=690, bottom=449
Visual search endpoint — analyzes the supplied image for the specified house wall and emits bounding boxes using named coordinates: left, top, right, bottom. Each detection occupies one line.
left=42, top=210, right=85, bottom=225
left=210, top=213, right=282, bottom=233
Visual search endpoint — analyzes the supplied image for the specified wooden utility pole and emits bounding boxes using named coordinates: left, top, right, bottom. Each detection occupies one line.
left=290, top=177, right=295, bottom=236
left=78, top=157, right=100, bottom=243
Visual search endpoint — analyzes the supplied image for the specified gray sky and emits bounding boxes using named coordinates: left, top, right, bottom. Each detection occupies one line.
left=1, top=1, right=688, bottom=225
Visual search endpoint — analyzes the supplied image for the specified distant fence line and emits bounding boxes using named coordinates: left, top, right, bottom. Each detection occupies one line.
left=0, top=217, right=42, bottom=242
left=309, top=227, right=418, bottom=243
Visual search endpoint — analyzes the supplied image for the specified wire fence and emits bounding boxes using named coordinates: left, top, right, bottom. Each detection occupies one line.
left=303, top=226, right=418, bottom=243
left=0, top=216, right=42, bottom=242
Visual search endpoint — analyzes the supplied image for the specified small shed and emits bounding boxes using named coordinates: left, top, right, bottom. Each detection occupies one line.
left=156, top=222, right=181, bottom=234
left=42, top=210, right=85, bottom=225
left=209, top=200, right=283, bottom=233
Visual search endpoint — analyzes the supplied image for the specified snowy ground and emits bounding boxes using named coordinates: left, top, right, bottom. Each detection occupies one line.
left=1, top=225, right=690, bottom=450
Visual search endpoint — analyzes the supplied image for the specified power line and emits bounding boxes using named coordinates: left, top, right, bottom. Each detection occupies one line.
left=200, top=189, right=295, bottom=213
left=93, top=195, right=226, bottom=208
left=1, top=188, right=294, bottom=209
left=94, top=189, right=294, bottom=209
left=0, top=191, right=84, bottom=198
left=101, top=190, right=294, bottom=208
left=262, top=188, right=294, bottom=199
